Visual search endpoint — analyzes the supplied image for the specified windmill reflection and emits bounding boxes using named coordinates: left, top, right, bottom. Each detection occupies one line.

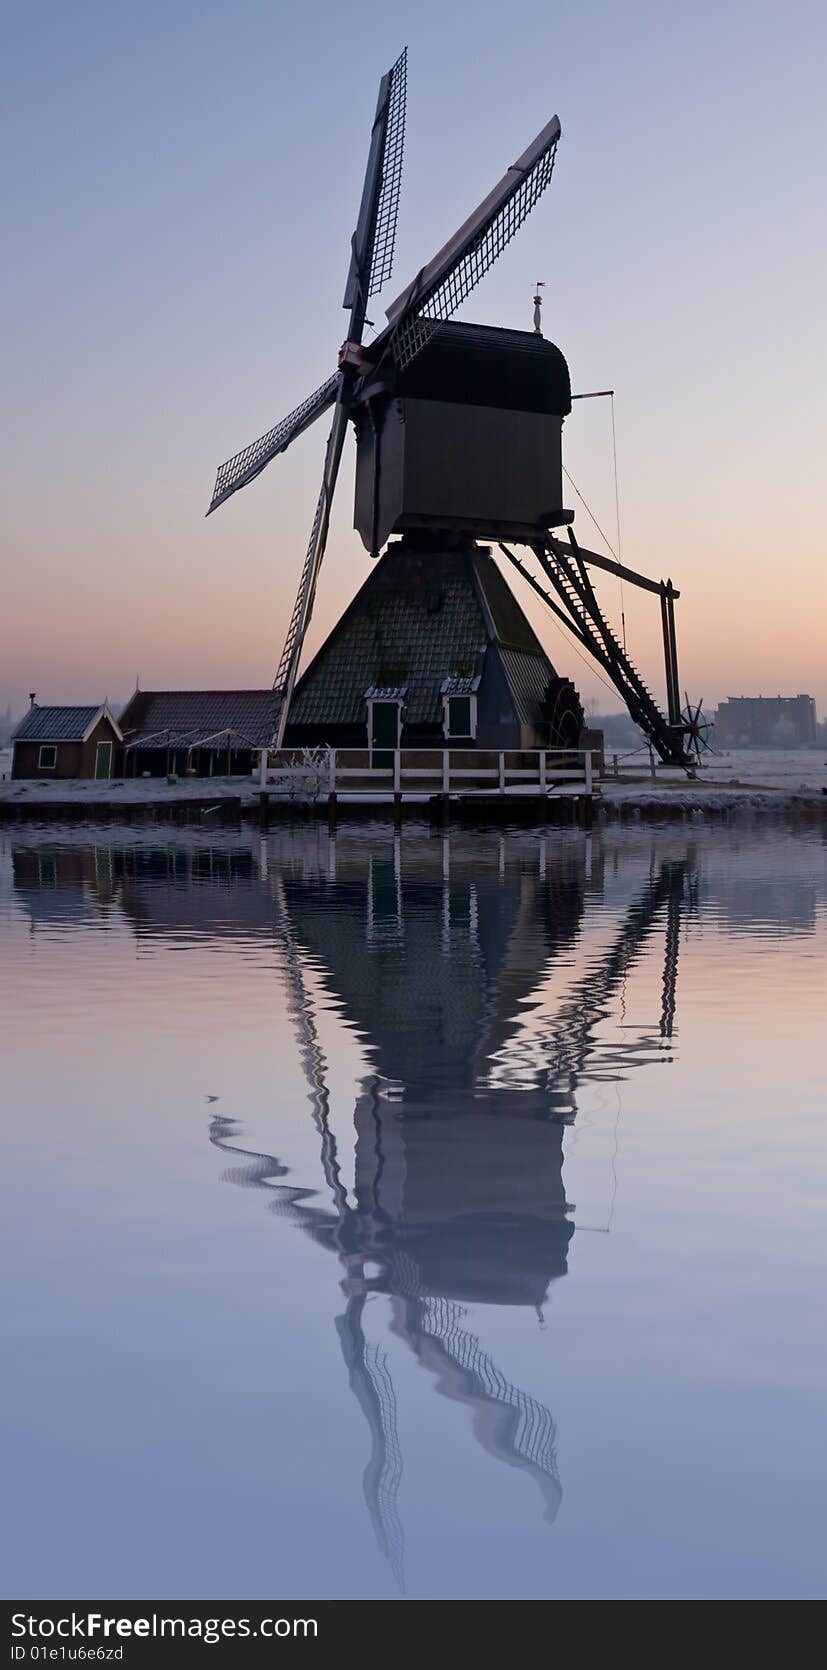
left=9, top=825, right=689, bottom=1580
left=206, top=830, right=691, bottom=1586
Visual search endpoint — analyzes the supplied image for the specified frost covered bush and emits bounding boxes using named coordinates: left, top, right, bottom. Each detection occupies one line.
left=267, top=747, right=332, bottom=804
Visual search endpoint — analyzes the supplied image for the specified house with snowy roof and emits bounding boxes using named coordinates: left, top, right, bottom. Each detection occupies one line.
left=11, top=699, right=123, bottom=780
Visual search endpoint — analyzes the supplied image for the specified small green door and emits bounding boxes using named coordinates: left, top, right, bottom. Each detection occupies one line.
left=94, top=740, right=112, bottom=780
left=370, top=702, right=399, bottom=769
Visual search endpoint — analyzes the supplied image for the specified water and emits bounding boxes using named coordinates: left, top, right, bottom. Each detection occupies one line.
left=1, top=817, right=825, bottom=1601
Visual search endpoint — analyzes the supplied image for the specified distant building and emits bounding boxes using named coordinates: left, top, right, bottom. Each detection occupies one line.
left=118, top=689, right=279, bottom=777
left=11, top=701, right=123, bottom=780
left=713, top=694, right=817, bottom=748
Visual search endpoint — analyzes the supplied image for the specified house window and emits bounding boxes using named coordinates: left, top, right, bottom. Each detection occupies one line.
left=38, top=745, right=57, bottom=769
left=443, top=694, right=476, bottom=740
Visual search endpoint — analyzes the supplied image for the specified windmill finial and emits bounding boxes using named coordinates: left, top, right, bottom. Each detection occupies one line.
left=533, top=280, right=545, bottom=334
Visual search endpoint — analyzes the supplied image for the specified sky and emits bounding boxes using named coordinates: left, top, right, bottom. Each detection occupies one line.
left=1, top=0, right=825, bottom=722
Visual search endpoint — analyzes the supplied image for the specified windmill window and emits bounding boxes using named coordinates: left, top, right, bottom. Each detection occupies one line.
left=38, top=745, right=57, bottom=769
left=443, top=694, right=476, bottom=739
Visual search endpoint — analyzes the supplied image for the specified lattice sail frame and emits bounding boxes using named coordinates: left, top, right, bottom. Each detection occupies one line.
left=368, top=47, right=407, bottom=299
left=208, top=373, right=339, bottom=515
left=273, top=474, right=328, bottom=695
left=389, top=127, right=560, bottom=370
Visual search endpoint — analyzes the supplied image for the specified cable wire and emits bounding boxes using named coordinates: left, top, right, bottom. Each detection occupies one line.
left=561, top=467, right=619, bottom=560
left=610, top=394, right=627, bottom=651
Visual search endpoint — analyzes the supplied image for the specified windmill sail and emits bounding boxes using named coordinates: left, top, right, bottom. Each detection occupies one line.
left=210, top=51, right=407, bottom=521
left=207, top=372, right=340, bottom=515
left=272, top=52, right=408, bottom=738
left=367, top=47, right=407, bottom=298
left=272, top=391, right=351, bottom=742
left=343, top=47, right=408, bottom=311
left=384, top=114, right=561, bottom=370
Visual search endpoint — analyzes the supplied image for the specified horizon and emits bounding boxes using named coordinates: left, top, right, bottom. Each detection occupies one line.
left=2, top=0, right=826, bottom=720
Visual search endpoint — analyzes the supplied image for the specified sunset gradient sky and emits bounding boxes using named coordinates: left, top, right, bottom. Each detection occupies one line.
left=2, top=0, right=825, bottom=721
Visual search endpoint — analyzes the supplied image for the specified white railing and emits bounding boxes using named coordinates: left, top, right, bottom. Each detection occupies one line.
left=604, top=747, right=694, bottom=780
left=258, top=747, right=594, bottom=801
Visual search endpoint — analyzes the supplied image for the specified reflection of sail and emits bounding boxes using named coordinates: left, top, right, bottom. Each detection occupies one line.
left=394, top=1291, right=562, bottom=1525
left=208, top=1115, right=328, bottom=1233
left=273, top=875, right=347, bottom=1213
left=336, top=1298, right=405, bottom=1591
left=208, top=1115, right=405, bottom=1582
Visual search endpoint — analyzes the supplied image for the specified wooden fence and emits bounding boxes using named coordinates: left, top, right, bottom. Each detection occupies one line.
left=259, top=748, right=594, bottom=802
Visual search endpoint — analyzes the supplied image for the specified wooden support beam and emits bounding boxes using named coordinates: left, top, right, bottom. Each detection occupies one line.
left=499, top=544, right=593, bottom=649
left=660, top=588, right=680, bottom=725
left=666, top=583, right=681, bottom=722
left=548, top=534, right=679, bottom=599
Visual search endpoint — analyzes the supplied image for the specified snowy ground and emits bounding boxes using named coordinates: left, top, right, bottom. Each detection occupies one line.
left=1, top=747, right=825, bottom=816
left=0, top=771, right=255, bottom=808
left=651, top=747, right=827, bottom=791
left=598, top=747, right=827, bottom=812
left=703, top=747, right=827, bottom=790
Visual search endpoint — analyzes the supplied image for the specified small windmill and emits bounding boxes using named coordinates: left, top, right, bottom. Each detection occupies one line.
left=208, top=51, right=698, bottom=768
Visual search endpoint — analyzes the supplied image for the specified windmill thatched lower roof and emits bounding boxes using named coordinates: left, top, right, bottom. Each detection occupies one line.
left=290, top=544, right=565, bottom=732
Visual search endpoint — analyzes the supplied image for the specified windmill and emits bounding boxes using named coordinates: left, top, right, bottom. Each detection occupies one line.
left=208, top=51, right=697, bottom=768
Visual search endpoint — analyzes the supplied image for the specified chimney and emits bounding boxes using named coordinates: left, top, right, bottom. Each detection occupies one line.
left=29, top=692, right=36, bottom=708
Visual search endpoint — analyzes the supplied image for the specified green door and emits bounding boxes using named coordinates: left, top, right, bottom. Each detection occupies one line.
left=94, top=740, right=112, bottom=780
left=370, top=702, right=399, bottom=769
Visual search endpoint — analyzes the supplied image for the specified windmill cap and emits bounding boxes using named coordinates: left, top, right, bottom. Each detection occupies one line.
left=366, top=320, right=572, bottom=417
